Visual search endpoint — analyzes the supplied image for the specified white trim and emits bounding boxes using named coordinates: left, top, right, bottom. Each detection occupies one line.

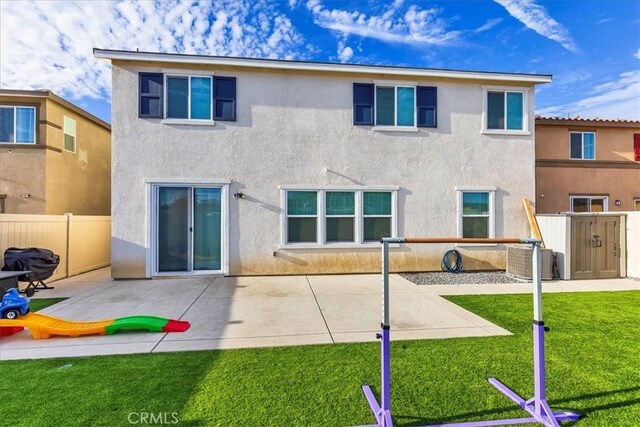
left=455, top=185, right=498, bottom=191
left=373, top=79, right=419, bottom=86
left=569, top=195, right=608, bottom=213
left=95, top=49, right=552, bottom=83
left=162, top=68, right=215, bottom=76
left=278, top=184, right=399, bottom=191
left=569, top=131, right=596, bottom=160
left=145, top=178, right=232, bottom=184
left=481, top=86, right=530, bottom=134
left=373, top=126, right=419, bottom=133
left=161, top=119, right=216, bottom=126
left=0, top=105, right=36, bottom=144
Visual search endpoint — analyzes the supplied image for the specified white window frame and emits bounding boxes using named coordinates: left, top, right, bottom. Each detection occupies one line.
left=279, top=186, right=399, bottom=248
left=0, top=105, right=36, bottom=144
left=481, top=86, right=530, bottom=135
left=569, top=131, right=596, bottom=160
left=146, top=179, right=230, bottom=277
left=373, top=81, right=418, bottom=131
left=570, top=195, right=608, bottom=213
left=456, top=186, right=496, bottom=243
left=163, top=71, right=215, bottom=125
left=63, top=116, right=76, bottom=153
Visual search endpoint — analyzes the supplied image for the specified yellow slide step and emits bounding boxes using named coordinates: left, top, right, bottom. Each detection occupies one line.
left=0, top=313, right=114, bottom=339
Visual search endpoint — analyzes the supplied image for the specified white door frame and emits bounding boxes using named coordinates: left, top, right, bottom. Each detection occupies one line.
left=146, top=180, right=230, bottom=276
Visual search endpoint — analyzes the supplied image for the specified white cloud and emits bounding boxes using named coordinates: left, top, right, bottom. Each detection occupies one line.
left=538, top=70, right=640, bottom=120
left=475, top=18, right=503, bottom=33
left=494, top=0, right=578, bottom=52
left=0, top=1, right=306, bottom=102
left=635, top=49, right=640, bottom=59
left=306, top=0, right=462, bottom=46
left=337, top=41, right=354, bottom=62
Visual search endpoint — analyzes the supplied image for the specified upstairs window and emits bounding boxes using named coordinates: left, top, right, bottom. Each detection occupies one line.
left=167, top=76, right=212, bottom=120
left=571, top=196, right=607, bottom=212
left=484, top=87, right=527, bottom=132
left=63, top=116, right=76, bottom=152
left=0, top=106, right=36, bottom=144
left=138, top=73, right=236, bottom=121
left=353, top=83, right=436, bottom=128
left=634, top=134, right=640, bottom=161
left=570, top=132, right=595, bottom=160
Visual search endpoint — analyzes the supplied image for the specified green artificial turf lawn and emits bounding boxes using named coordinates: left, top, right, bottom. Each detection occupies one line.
left=0, top=291, right=638, bottom=426
left=28, top=298, right=67, bottom=312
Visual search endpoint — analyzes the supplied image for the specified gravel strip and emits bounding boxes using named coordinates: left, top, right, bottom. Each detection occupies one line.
left=400, top=271, right=522, bottom=285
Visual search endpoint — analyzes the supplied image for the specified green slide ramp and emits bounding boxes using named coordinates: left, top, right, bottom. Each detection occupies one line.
left=105, top=316, right=169, bottom=335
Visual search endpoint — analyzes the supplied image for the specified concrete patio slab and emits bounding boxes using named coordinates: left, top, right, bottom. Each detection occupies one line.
left=0, top=268, right=636, bottom=360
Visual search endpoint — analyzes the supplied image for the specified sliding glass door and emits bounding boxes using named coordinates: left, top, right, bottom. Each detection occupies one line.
left=155, top=185, right=222, bottom=274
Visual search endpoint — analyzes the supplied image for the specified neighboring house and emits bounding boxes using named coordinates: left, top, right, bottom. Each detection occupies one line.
left=0, top=90, right=111, bottom=215
left=95, top=48, right=551, bottom=278
left=535, top=116, right=640, bottom=213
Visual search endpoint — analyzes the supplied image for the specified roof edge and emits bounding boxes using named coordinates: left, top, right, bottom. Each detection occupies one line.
left=536, top=115, right=640, bottom=127
left=0, top=89, right=111, bottom=130
left=94, top=48, right=552, bottom=84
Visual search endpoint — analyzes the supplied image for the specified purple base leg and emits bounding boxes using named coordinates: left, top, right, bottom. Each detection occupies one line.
left=423, top=323, right=580, bottom=427
left=360, top=326, right=393, bottom=427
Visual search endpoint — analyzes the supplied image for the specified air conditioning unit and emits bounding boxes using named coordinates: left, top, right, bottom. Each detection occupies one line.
left=506, top=245, right=554, bottom=280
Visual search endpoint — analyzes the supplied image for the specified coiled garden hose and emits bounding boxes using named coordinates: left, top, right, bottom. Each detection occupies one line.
left=441, top=249, right=463, bottom=273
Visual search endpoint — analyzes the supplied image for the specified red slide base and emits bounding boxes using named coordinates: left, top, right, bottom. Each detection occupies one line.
left=162, top=319, right=191, bottom=332
left=0, top=326, right=25, bottom=336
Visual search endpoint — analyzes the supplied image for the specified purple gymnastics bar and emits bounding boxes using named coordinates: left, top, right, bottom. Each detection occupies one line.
left=359, top=237, right=580, bottom=427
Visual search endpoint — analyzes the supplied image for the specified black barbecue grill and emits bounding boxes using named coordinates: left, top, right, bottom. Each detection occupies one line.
left=1, top=248, right=59, bottom=297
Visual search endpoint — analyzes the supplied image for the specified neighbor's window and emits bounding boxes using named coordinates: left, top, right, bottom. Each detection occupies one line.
left=326, top=191, right=355, bottom=242
left=571, top=196, right=607, bottom=213
left=458, top=191, right=495, bottom=238
left=167, top=75, right=212, bottom=120
left=286, top=191, right=318, bottom=243
left=570, top=132, right=595, bottom=160
left=485, top=89, right=525, bottom=131
left=376, top=85, right=415, bottom=127
left=63, top=116, right=76, bottom=152
left=284, top=189, right=396, bottom=245
left=363, top=192, right=392, bottom=242
left=634, top=199, right=640, bottom=211
left=0, top=106, right=36, bottom=144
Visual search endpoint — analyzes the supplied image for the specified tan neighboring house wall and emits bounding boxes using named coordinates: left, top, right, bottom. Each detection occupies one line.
left=535, top=117, right=640, bottom=213
left=0, top=90, right=111, bottom=215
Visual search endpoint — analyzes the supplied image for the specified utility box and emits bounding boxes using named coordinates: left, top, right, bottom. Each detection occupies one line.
left=506, top=245, right=554, bottom=280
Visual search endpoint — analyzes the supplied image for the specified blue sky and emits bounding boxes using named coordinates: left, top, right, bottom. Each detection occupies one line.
left=1, top=0, right=639, bottom=123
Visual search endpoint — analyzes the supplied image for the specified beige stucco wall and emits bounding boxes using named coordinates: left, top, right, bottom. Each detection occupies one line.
left=535, top=123, right=640, bottom=213
left=0, top=94, right=111, bottom=215
left=0, top=95, right=48, bottom=214
left=44, top=98, right=111, bottom=215
left=111, top=61, right=538, bottom=278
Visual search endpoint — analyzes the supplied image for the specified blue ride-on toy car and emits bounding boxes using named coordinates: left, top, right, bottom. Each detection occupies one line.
left=0, top=288, right=30, bottom=319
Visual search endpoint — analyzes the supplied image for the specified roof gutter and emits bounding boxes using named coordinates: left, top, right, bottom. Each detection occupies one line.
left=94, top=49, right=552, bottom=84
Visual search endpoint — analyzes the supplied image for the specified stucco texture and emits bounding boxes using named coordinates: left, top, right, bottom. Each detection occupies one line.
left=111, top=62, right=536, bottom=277
left=535, top=123, right=640, bottom=213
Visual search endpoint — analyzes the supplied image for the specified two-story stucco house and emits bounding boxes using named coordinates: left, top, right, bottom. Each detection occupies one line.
left=535, top=116, right=640, bottom=213
left=95, top=49, right=551, bottom=278
left=0, top=89, right=111, bottom=215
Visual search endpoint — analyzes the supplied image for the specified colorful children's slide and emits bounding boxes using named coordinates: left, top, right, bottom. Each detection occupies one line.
left=0, top=313, right=190, bottom=339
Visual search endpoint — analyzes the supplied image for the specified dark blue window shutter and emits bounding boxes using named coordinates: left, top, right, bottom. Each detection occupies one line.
left=213, top=77, right=236, bottom=121
left=139, top=73, right=163, bottom=118
left=417, top=86, right=437, bottom=128
left=353, top=83, right=374, bottom=125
